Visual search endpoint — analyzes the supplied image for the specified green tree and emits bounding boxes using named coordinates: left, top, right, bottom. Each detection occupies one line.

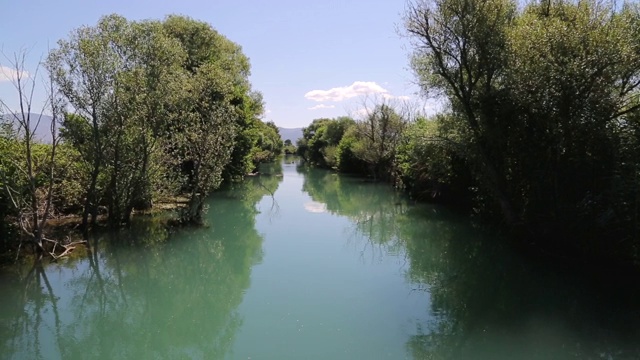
left=405, top=0, right=517, bottom=223
left=162, top=15, right=266, bottom=182
left=405, top=0, right=640, bottom=259
left=283, top=139, right=296, bottom=155
left=171, top=64, right=237, bottom=224
left=349, top=102, right=407, bottom=180
left=252, top=121, right=283, bottom=165
left=503, top=0, right=640, bottom=249
left=0, top=115, right=20, bottom=247
left=396, top=114, right=470, bottom=202
left=100, top=19, right=185, bottom=225
left=49, top=14, right=261, bottom=226
left=0, top=51, right=63, bottom=258
left=47, top=14, right=126, bottom=230
left=297, top=116, right=355, bottom=168
left=297, top=118, right=331, bottom=166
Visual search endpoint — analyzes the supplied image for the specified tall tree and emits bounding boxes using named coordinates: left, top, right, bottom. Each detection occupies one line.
left=404, top=0, right=518, bottom=223
left=170, top=63, right=238, bottom=224
left=503, top=0, right=640, bottom=248
left=350, top=101, right=408, bottom=180
left=162, top=15, right=263, bottom=182
left=99, top=19, right=185, bottom=225
left=405, top=0, right=640, bottom=257
left=47, top=14, right=126, bottom=230
left=46, top=14, right=267, bottom=228
left=0, top=51, right=62, bottom=257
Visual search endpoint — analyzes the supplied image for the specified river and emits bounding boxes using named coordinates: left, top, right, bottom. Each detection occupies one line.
left=1, top=157, right=639, bottom=359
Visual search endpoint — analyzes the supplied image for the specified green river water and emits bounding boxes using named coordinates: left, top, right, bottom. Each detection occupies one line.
left=1, top=158, right=639, bottom=359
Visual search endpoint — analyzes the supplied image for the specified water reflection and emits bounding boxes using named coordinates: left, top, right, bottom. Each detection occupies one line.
left=299, top=165, right=407, bottom=255
left=0, top=163, right=283, bottom=360
left=2, top=159, right=640, bottom=359
left=298, top=163, right=640, bottom=359
left=402, top=208, right=640, bottom=360
left=0, top=262, right=66, bottom=359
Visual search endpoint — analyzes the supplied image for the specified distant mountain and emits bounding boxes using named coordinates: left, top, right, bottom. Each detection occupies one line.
left=1, top=113, right=55, bottom=143
left=278, top=127, right=303, bottom=144
left=3, top=116, right=304, bottom=146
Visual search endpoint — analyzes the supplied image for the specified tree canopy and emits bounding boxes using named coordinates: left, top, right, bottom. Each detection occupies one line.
left=1, top=14, right=283, bottom=255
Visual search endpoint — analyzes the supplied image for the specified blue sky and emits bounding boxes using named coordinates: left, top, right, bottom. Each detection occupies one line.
left=0, top=0, right=425, bottom=128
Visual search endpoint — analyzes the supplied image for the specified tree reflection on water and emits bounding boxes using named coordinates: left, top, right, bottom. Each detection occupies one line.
left=0, top=163, right=283, bottom=360
left=300, top=165, right=640, bottom=360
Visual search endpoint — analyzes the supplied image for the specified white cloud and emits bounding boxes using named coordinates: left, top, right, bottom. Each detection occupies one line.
left=308, top=104, right=336, bottom=110
left=0, top=65, right=29, bottom=82
left=352, top=108, right=370, bottom=117
left=382, top=93, right=411, bottom=101
left=305, top=81, right=412, bottom=103
left=305, top=81, right=389, bottom=102
left=304, top=201, right=327, bottom=213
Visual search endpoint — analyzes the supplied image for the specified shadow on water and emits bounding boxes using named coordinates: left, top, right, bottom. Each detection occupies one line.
left=0, top=162, right=283, bottom=360
left=2, top=159, right=640, bottom=359
left=402, top=207, right=640, bottom=360
left=300, top=165, right=640, bottom=360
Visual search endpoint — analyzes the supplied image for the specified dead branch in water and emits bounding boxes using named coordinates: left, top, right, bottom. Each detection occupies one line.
left=42, top=238, right=87, bottom=260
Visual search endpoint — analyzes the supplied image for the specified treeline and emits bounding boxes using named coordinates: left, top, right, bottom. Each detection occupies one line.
left=299, top=0, right=640, bottom=264
left=0, top=162, right=285, bottom=358
left=0, top=14, right=282, bottom=258
left=296, top=107, right=406, bottom=180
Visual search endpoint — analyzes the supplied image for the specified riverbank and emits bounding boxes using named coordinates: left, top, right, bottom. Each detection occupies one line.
left=0, top=196, right=192, bottom=265
left=2, top=157, right=639, bottom=359
left=296, top=157, right=640, bottom=278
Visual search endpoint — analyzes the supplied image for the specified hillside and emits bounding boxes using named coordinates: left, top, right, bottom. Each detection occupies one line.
left=278, top=127, right=303, bottom=144
left=1, top=113, right=55, bottom=143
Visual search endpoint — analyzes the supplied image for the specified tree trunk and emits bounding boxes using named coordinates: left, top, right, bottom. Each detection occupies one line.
left=82, top=163, right=101, bottom=230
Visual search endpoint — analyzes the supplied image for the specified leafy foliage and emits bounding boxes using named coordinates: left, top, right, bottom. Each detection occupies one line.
left=43, top=14, right=276, bottom=226
left=404, top=0, right=640, bottom=258
left=297, top=116, right=358, bottom=169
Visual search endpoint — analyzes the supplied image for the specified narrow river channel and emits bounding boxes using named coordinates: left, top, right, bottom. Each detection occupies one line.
left=1, top=158, right=639, bottom=359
